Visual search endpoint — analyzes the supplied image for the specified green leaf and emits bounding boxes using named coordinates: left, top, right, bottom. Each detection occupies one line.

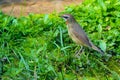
left=97, top=0, right=107, bottom=11
left=99, top=40, right=106, bottom=52
left=44, top=14, right=49, bottom=24
left=98, top=24, right=102, bottom=33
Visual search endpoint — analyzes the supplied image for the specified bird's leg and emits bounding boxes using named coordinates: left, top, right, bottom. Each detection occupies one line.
left=75, top=46, right=83, bottom=57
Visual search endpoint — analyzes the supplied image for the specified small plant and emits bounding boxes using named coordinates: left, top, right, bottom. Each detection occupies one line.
left=0, top=0, right=120, bottom=79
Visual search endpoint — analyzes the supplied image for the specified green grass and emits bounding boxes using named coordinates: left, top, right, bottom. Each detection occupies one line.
left=0, top=0, right=120, bottom=80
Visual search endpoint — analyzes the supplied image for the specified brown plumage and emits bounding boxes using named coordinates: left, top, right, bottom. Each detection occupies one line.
left=60, top=14, right=104, bottom=54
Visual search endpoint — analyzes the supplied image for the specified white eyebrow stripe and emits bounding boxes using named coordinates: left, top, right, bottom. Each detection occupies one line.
left=63, top=15, right=70, bottom=18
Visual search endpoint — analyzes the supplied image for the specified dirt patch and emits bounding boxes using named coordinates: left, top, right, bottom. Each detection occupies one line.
left=0, top=0, right=82, bottom=17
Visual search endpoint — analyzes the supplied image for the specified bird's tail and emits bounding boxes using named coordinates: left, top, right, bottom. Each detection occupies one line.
left=91, top=44, right=104, bottom=54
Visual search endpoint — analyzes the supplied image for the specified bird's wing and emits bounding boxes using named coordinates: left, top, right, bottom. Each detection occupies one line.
left=72, top=29, right=92, bottom=47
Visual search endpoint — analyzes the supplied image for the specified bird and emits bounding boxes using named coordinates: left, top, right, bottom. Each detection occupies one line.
left=60, top=14, right=104, bottom=54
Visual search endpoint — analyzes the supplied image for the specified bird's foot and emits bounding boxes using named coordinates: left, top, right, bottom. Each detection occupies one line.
left=75, top=46, right=84, bottom=57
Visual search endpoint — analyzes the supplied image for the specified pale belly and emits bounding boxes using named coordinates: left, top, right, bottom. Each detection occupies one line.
left=68, top=29, right=83, bottom=45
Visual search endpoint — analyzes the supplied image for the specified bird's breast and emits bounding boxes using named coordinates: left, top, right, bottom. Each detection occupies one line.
left=68, top=27, right=81, bottom=44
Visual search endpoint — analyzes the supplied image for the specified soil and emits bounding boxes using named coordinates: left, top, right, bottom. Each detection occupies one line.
left=0, top=0, right=82, bottom=17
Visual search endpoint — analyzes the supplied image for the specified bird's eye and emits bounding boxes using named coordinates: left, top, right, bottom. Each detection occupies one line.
left=64, top=16, right=69, bottom=19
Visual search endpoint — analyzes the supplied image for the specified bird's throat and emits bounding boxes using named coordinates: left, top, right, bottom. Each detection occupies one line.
left=66, top=21, right=68, bottom=24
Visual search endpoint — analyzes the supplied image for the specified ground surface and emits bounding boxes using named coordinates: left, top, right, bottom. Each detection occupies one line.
left=0, top=0, right=82, bottom=17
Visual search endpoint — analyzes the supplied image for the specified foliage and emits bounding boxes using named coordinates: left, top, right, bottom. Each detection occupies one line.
left=0, top=0, right=120, bottom=79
